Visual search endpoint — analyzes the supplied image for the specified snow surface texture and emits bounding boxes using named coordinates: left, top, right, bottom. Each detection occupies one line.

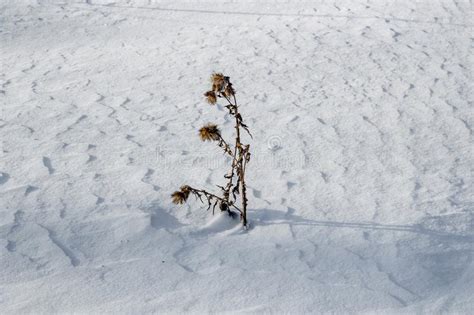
left=1, top=0, right=473, bottom=313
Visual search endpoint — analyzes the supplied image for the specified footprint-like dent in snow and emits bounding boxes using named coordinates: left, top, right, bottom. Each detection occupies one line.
left=77, top=114, right=87, bottom=123
left=252, top=189, right=262, bottom=198
left=141, top=168, right=160, bottom=191
left=96, top=196, right=105, bottom=205
left=39, top=224, right=80, bottom=267
left=144, top=168, right=154, bottom=178
left=42, top=157, right=54, bottom=174
left=320, top=172, right=329, bottom=183
left=0, top=172, right=10, bottom=185
left=25, top=185, right=39, bottom=196
left=6, top=210, right=25, bottom=252
left=6, top=240, right=16, bottom=252
left=87, top=154, right=97, bottom=163
left=290, top=115, right=299, bottom=122
left=119, top=97, right=131, bottom=110
left=125, top=134, right=143, bottom=147
left=390, top=28, right=402, bottom=41
left=13, top=210, right=25, bottom=226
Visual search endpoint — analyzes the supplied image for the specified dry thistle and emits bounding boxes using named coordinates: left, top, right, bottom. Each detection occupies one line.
left=199, top=124, right=221, bottom=142
left=173, top=73, right=252, bottom=227
left=211, top=73, right=227, bottom=92
left=204, top=91, right=217, bottom=105
left=171, top=191, right=187, bottom=204
left=224, top=82, right=235, bottom=98
left=180, top=185, right=191, bottom=196
left=171, top=185, right=191, bottom=204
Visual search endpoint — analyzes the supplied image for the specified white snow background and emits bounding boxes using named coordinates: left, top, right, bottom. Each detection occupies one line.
left=1, top=0, right=473, bottom=313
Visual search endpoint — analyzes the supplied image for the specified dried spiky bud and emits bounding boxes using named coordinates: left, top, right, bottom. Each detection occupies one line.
left=199, top=124, right=221, bottom=142
left=180, top=185, right=191, bottom=196
left=224, top=83, right=235, bottom=98
left=171, top=185, right=191, bottom=204
left=204, top=91, right=217, bottom=105
left=171, top=191, right=187, bottom=204
left=211, top=73, right=227, bottom=92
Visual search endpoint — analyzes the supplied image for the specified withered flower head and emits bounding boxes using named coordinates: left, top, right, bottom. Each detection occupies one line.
left=211, top=73, right=228, bottom=92
left=204, top=91, right=217, bottom=105
left=199, top=123, right=221, bottom=142
left=224, top=83, right=235, bottom=98
left=171, top=191, right=187, bottom=204
left=171, top=185, right=191, bottom=204
left=180, top=185, right=191, bottom=195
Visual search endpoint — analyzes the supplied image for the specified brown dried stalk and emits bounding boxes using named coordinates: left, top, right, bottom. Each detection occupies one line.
left=172, top=73, right=252, bottom=227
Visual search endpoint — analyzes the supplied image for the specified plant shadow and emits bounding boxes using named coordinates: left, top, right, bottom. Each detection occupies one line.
left=146, top=203, right=185, bottom=230
left=249, top=208, right=474, bottom=243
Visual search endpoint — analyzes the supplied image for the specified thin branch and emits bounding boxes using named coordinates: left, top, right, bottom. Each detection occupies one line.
left=187, top=186, right=242, bottom=214
left=216, top=134, right=234, bottom=156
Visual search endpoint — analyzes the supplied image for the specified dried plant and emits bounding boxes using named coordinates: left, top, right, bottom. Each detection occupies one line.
left=199, top=124, right=221, bottom=142
left=172, top=73, right=252, bottom=227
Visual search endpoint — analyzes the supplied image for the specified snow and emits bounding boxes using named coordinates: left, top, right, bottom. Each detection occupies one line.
left=1, top=0, right=473, bottom=313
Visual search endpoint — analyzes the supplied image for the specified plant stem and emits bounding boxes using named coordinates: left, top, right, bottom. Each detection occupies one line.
left=216, top=134, right=233, bottom=156
left=188, top=186, right=242, bottom=214
left=221, top=95, right=238, bottom=204
left=231, top=95, right=248, bottom=227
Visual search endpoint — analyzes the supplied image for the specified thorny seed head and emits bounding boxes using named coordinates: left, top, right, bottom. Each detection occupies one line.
left=171, top=185, right=191, bottom=204
left=224, top=83, right=235, bottom=98
left=211, top=73, right=228, bottom=93
left=199, top=124, right=221, bottom=142
left=171, top=191, right=187, bottom=204
left=180, top=185, right=191, bottom=195
left=204, top=91, right=217, bottom=105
